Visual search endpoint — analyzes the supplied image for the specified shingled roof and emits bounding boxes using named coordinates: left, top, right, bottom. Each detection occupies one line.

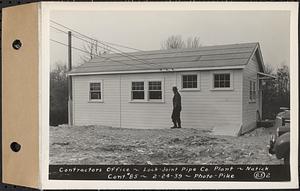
left=69, top=42, right=264, bottom=75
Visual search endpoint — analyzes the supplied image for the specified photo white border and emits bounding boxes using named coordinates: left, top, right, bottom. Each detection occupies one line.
left=40, top=2, right=299, bottom=189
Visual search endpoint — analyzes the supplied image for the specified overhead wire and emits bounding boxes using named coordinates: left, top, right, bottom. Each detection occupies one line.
left=50, top=39, right=151, bottom=69
left=51, top=23, right=148, bottom=65
left=51, top=39, right=98, bottom=56
left=72, top=33, right=157, bottom=67
left=100, top=40, right=142, bottom=52
left=50, top=25, right=69, bottom=34
left=51, top=25, right=111, bottom=54
left=50, top=20, right=142, bottom=52
left=50, top=20, right=160, bottom=67
left=71, top=33, right=147, bottom=64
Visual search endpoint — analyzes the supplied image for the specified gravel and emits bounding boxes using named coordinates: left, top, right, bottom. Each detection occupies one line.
left=49, top=125, right=281, bottom=165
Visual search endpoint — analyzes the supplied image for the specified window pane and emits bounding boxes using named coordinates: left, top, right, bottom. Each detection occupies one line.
left=192, top=81, right=197, bottom=88
left=90, top=83, right=101, bottom=91
left=214, top=74, right=219, bottom=81
left=250, top=81, right=252, bottom=100
left=220, top=74, right=225, bottom=80
left=214, top=73, right=231, bottom=88
left=90, top=92, right=101, bottom=100
left=252, top=81, right=256, bottom=100
left=132, top=82, right=144, bottom=90
left=192, top=75, right=197, bottom=81
left=149, top=81, right=161, bottom=90
left=186, top=75, right=190, bottom=81
left=183, top=75, right=188, bottom=82
left=183, top=81, right=188, bottom=88
left=132, top=91, right=144, bottom=99
left=220, top=81, right=225, bottom=87
left=225, top=81, right=230, bottom=87
left=182, top=75, right=197, bottom=88
left=225, top=74, right=230, bottom=81
left=214, top=81, right=219, bottom=88
left=149, top=91, right=162, bottom=99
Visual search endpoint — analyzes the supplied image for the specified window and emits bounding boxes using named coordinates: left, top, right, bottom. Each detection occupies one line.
left=130, top=80, right=164, bottom=102
left=250, top=81, right=256, bottom=102
left=89, top=82, right=102, bottom=101
left=131, top=81, right=145, bottom=100
left=214, top=73, right=231, bottom=88
left=181, top=73, right=200, bottom=91
left=182, top=74, right=198, bottom=89
left=149, top=81, right=162, bottom=100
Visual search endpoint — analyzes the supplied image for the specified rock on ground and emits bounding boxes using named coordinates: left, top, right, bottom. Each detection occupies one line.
left=49, top=125, right=281, bottom=165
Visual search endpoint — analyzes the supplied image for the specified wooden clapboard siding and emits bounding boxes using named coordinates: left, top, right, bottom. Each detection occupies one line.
left=72, top=70, right=243, bottom=133
left=72, top=75, right=121, bottom=127
left=177, top=70, right=243, bottom=134
left=120, top=73, right=173, bottom=129
left=241, top=52, right=261, bottom=134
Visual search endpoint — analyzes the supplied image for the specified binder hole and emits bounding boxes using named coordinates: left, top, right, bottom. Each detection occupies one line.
left=12, top=39, right=22, bottom=50
left=10, top=142, right=21, bottom=152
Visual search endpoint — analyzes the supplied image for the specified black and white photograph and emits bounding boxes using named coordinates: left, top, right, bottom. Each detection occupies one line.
left=45, top=3, right=297, bottom=187
left=49, top=8, right=290, bottom=165
left=1, top=1, right=298, bottom=190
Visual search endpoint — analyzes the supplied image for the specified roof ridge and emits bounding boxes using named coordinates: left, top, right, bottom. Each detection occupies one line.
left=94, top=42, right=259, bottom=59
left=85, top=50, right=252, bottom=66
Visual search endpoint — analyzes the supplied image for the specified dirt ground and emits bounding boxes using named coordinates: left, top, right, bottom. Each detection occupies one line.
left=49, top=125, right=282, bottom=165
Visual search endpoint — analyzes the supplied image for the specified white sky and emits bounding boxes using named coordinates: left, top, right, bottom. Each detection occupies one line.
left=50, top=10, right=290, bottom=70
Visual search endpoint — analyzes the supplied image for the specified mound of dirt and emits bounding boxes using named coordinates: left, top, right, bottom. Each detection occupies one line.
left=50, top=126, right=281, bottom=165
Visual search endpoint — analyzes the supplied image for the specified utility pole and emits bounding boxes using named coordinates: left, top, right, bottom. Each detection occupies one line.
left=95, top=40, right=98, bottom=56
left=90, top=40, right=94, bottom=59
left=68, top=31, right=73, bottom=125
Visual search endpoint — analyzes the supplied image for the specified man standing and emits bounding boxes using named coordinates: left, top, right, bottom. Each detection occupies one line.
left=171, top=86, right=182, bottom=129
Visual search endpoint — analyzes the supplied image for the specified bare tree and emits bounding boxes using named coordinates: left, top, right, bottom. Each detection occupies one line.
left=262, top=63, right=290, bottom=119
left=81, top=39, right=110, bottom=63
left=50, top=62, right=68, bottom=126
left=264, top=63, right=275, bottom=75
left=161, top=35, right=185, bottom=49
left=276, top=64, right=289, bottom=94
left=161, top=35, right=201, bottom=50
left=186, top=37, right=201, bottom=48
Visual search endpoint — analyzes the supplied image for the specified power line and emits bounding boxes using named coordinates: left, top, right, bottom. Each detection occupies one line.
left=71, top=34, right=110, bottom=53
left=50, top=20, right=142, bottom=52
left=86, top=35, right=155, bottom=66
left=101, top=40, right=142, bottom=52
left=50, top=25, right=156, bottom=69
left=50, top=39, right=98, bottom=56
left=50, top=39, right=151, bottom=69
left=51, top=25, right=111, bottom=54
left=51, top=23, right=147, bottom=65
left=50, top=25, right=69, bottom=34
left=71, top=32, right=157, bottom=67
left=50, top=20, right=157, bottom=67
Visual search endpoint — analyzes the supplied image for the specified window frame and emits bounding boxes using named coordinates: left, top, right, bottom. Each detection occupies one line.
left=130, top=79, right=164, bottom=103
left=88, top=80, right=103, bottom=103
left=148, top=81, right=163, bottom=101
left=249, top=80, right=257, bottom=103
left=180, top=72, right=200, bottom=91
left=131, top=81, right=145, bottom=101
left=211, top=71, right=234, bottom=91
